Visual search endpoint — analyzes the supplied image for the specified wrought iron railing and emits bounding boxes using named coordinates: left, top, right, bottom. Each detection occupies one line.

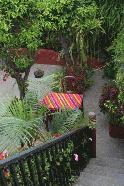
left=0, top=127, right=95, bottom=186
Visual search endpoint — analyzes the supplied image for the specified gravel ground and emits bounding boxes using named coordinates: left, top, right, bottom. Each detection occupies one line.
left=0, top=64, right=62, bottom=100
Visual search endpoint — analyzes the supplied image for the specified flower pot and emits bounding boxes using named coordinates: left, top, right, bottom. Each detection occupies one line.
left=34, top=69, right=44, bottom=78
left=109, top=124, right=124, bottom=139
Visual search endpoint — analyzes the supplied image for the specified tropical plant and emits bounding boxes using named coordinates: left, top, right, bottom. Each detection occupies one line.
left=51, top=69, right=66, bottom=92
left=0, top=96, right=49, bottom=154
left=28, top=74, right=55, bottom=99
left=104, top=61, right=116, bottom=79
left=111, top=28, right=124, bottom=103
left=51, top=109, right=94, bottom=135
left=85, top=0, right=124, bottom=63
left=96, top=0, right=124, bottom=48
left=39, top=0, right=101, bottom=66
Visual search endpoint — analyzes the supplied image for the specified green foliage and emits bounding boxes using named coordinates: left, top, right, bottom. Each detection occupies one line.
left=99, top=0, right=124, bottom=38
left=51, top=69, right=66, bottom=92
left=0, top=0, right=43, bottom=52
left=86, top=0, right=124, bottom=61
left=68, top=1, right=101, bottom=66
left=51, top=109, right=94, bottom=135
left=0, top=0, right=46, bottom=98
left=99, top=81, right=124, bottom=126
left=85, top=66, right=94, bottom=88
left=0, top=94, right=49, bottom=153
left=104, top=61, right=116, bottom=79
left=24, top=91, right=39, bottom=109
left=99, top=20, right=124, bottom=126
left=0, top=0, right=101, bottom=97
left=110, top=27, right=124, bottom=104
left=39, top=0, right=101, bottom=66
left=28, top=74, right=55, bottom=99
left=13, top=56, right=33, bottom=70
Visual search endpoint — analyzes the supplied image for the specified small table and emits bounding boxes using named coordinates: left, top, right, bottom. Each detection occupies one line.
left=41, top=92, right=83, bottom=111
left=40, top=92, right=83, bottom=130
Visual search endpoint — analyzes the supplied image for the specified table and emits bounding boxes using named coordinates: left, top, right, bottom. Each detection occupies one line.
left=41, top=92, right=83, bottom=111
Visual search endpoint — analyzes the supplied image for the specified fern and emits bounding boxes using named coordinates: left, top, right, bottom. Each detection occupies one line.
left=52, top=109, right=90, bottom=134
left=0, top=96, right=49, bottom=153
left=28, top=74, right=55, bottom=99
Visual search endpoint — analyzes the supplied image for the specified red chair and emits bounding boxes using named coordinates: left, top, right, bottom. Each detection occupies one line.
left=64, top=65, right=86, bottom=94
left=61, top=76, right=77, bottom=93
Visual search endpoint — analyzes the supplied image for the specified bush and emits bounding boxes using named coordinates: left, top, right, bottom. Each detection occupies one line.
left=104, top=61, right=116, bottom=79
left=99, top=82, right=124, bottom=126
left=0, top=93, right=49, bottom=154
left=51, top=69, right=66, bottom=92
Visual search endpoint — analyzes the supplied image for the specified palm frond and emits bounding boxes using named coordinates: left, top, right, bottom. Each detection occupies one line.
left=28, top=74, right=55, bottom=99
left=0, top=96, right=49, bottom=154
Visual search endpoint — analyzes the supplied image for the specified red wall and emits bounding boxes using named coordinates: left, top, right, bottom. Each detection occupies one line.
left=36, top=49, right=65, bottom=66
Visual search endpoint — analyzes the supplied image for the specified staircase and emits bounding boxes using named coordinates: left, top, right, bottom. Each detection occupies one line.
left=75, top=157, right=124, bottom=186
left=74, top=70, right=124, bottom=186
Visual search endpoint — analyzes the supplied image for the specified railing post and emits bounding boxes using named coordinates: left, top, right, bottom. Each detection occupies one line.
left=89, top=112, right=96, bottom=158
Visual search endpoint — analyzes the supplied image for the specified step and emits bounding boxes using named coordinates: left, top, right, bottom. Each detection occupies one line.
left=97, top=152, right=124, bottom=159
left=74, top=172, right=124, bottom=186
left=84, top=164, right=124, bottom=178
left=89, top=157, right=124, bottom=170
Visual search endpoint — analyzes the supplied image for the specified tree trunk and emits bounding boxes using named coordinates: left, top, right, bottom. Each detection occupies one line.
left=60, top=34, right=72, bottom=66
left=15, top=68, right=31, bottom=99
left=16, top=77, right=26, bottom=99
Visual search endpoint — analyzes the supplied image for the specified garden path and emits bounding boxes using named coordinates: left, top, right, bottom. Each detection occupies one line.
left=75, top=69, right=124, bottom=186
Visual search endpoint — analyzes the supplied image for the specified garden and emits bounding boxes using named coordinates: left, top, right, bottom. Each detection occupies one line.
left=0, top=0, right=124, bottom=185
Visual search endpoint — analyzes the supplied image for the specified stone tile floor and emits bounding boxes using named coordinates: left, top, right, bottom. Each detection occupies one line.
left=75, top=69, right=124, bottom=186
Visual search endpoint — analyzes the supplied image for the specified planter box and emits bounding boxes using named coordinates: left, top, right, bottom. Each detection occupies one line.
left=109, top=124, right=124, bottom=139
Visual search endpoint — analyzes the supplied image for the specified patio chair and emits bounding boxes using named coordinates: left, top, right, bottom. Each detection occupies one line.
left=61, top=75, right=85, bottom=94
left=61, top=75, right=77, bottom=93
left=63, top=65, right=86, bottom=94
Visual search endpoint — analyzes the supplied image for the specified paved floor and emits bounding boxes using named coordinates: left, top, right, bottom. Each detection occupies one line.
left=75, top=69, right=124, bottom=186
left=83, top=69, right=124, bottom=158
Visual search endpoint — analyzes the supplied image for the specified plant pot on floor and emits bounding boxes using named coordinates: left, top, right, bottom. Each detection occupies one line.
left=109, top=124, right=124, bottom=139
left=34, top=69, right=44, bottom=78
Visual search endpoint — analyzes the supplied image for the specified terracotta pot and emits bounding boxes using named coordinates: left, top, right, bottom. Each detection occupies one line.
left=34, top=69, right=44, bottom=78
left=109, top=124, right=124, bottom=139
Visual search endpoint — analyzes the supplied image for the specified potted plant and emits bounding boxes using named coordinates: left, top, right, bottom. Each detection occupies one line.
left=34, top=69, right=44, bottom=78
left=99, top=82, right=124, bottom=139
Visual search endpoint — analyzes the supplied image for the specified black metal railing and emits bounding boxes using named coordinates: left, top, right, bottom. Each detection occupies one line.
left=0, top=127, right=95, bottom=186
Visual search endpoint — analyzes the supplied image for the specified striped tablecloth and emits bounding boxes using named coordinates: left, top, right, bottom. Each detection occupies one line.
left=41, top=92, right=83, bottom=111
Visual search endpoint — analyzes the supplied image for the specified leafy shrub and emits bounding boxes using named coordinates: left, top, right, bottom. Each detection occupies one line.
left=113, top=32, right=124, bottom=104
left=51, top=109, right=94, bottom=135
left=99, top=82, right=124, bottom=126
left=85, top=66, right=94, bottom=88
left=104, top=61, right=116, bottom=79
left=0, top=94, right=49, bottom=153
left=51, top=69, right=66, bottom=92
